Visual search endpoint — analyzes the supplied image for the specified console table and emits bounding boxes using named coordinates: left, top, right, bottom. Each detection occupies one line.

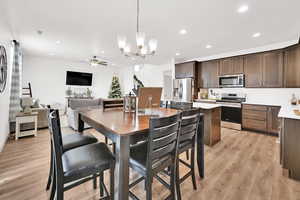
left=65, top=97, right=94, bottom=108
left=15, top=112, right=38, bottom=140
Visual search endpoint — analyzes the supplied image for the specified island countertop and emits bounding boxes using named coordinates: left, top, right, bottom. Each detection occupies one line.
left=193, top=102, right=221, bottom=109
left=278, top=105, right=300, bottom=120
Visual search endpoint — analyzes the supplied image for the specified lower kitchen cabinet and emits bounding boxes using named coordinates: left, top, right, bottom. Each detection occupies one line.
left=242, top=104, right=280, bottom=135
left=280, top=118, right=300, bottom=180
left=267, top=106, right=281, bottom=134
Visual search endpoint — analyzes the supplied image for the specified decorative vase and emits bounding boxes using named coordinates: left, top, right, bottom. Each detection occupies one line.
left=123, top=95, right=136, bottom=113
left=65, top=87, right=72, bottom=97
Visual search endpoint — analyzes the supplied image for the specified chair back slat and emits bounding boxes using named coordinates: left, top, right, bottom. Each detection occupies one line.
left=180, top=131, right=195, bottom=142
left=152, top=131, right=177, bottom=150
left=152, top=141, right=176, bottom=161
left=150, top=114, right=180, bottom=129
left=147, top=112, right=182, bottom=170
left=180, top=123, right=197, bottom=135
left=152, top=122, right=179, bottom=139
left=179, top=108, right=201, bottom=147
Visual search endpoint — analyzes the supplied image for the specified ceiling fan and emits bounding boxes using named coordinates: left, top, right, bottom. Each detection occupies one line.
left=88, top=56, right=108, bottom=66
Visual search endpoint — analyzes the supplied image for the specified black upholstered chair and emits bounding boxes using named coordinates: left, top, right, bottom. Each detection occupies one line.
left=175, top=108, right=201, bottom=200
left=46, top=115, right=98, bottom=191
left=128, top=113, right=182, bottom=200
left=48, top=110, right=115, bottom=200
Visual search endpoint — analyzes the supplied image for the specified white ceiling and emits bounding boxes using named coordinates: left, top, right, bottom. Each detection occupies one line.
left=0, top=0, right=299, bottom=66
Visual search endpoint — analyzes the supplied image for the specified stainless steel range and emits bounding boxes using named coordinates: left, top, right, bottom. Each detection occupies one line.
left=216, top=93, right=246, bottom=130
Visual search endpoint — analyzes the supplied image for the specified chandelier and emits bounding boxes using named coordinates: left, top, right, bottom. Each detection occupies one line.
left=117, top=0, right=157, bottom=58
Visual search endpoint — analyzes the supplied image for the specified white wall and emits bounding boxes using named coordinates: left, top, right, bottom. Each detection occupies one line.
left=118, top=60, right=175, bottom=99
left=210, top=88, right=300, bottom=107
left=0, top=41, right=12, bottom=152
left=22, top=55, right=123, bottom=105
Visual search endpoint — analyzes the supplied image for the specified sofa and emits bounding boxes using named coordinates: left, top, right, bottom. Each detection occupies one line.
left=67, top=98, right=103, bottom=131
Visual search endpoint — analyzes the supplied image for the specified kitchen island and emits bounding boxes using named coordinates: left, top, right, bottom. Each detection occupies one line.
left=193, top=102, right=221, bottom=146
left=278, top=105, right=300, bottom=180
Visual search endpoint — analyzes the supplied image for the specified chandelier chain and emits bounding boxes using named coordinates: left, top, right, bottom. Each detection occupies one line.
left=137, top=0, right=140, bottom=33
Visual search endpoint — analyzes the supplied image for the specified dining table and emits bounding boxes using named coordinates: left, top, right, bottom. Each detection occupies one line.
left=78, top=107, right=204, bottom=200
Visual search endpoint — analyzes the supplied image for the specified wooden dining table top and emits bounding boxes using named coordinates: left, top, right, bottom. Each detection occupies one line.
left=80, top=107, right=180, bottom=136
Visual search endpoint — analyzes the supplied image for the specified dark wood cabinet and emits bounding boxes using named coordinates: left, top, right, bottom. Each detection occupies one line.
left=267, top=106, right=281, bottom=134
left=175, top=61, right=196, bottom=79
left=200, top=60, right=219, bottom=88
left=262, top=51, right=283, bottom=88
left=284, top=45, right=300, bottom=88
left=244, top=54, right=263, bottom=88
left=219, top=57, right=244, bottom=75
left=242, top=104, right=267, bottom=132
left=242, top=104, right=281, bottom=135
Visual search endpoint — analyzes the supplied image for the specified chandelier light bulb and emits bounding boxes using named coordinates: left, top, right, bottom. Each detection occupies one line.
left=124, top=44, right=131, bottom=54
left=134, top=64, right=140, bottom=72
left=148, top=39, right=158, bottom=53
left=118, top=36, right=127, bottom=50
left=140, top=46, right=148, bottom=55
left=136, top=32, right=145, bottom=49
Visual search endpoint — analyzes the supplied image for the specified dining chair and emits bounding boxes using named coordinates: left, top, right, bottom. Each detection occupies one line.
left=45, top=109, right=98, bottom=191
left=169, top=101, right=193, bottom=160
left=175, top=108, right=201, bottom=200
left=128, top=112, right=182, bottom=200
left=48, top=110, right=115, bottom=200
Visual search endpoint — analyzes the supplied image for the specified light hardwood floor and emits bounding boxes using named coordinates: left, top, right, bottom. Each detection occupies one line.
left=1, top=127, right=300, bottom=200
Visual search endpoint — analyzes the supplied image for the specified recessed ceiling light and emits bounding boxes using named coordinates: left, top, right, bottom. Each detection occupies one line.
left=238, top=5, right=249, bottom=13
left=179, top=29, right=187, bottom=35
left=56, top=40, right=61, bottom=44
left=101, top=50, right=105, bottom=54
left=175, top=52, right=180, bottom=56
left=206, top=45, right=212, bottom=49
left=252, top=32, right=261, bottom=38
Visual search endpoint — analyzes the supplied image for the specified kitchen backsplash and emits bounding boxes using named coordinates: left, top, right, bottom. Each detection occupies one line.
left=208, top=88, right=300, bottom=106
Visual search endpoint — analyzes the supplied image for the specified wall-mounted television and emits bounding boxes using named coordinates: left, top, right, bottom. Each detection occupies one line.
left=66, top=71, right=93, bottom=86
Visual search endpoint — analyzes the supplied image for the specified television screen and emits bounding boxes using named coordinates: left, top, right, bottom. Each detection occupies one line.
left=66, top=71, right=93, bottom=86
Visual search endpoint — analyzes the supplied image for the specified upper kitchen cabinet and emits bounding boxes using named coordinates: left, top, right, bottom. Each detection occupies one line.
left=200, top=60, right=219, bottom=88
left=219, top=56, right=244, bottom=75
left=262, top=50, right=283, bottom=88
left=175, top=61, right=196, bottom=79
left=244, top=53, right=263, bottom=88
left=284, top=44, right=300, bottom=88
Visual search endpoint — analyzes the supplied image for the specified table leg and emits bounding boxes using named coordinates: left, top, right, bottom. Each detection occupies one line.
left=114, top=135, right=130, bottom=200
left=197, top=118, right=204, bottom=179
left=78, top=114, right=84, bottom=133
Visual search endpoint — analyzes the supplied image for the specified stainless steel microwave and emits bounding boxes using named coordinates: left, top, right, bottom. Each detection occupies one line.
left=219, top=74, right=244, bottom=88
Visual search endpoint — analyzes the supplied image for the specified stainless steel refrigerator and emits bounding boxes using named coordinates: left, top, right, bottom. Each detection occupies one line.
left=173, top=78, right=194, bottom=102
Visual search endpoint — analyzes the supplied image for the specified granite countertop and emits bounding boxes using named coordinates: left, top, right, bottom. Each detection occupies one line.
left=193, top=102, right=221, bottom=109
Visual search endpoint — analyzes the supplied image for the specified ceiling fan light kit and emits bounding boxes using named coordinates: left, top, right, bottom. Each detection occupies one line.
left=117, top=0, right=157, bottom=59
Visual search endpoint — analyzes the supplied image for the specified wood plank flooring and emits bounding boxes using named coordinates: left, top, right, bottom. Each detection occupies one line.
left=1, top=127, right=300, bottom=200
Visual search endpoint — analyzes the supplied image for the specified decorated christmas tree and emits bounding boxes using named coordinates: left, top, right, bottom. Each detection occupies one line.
left=108, top=76, right=122, bottom=98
